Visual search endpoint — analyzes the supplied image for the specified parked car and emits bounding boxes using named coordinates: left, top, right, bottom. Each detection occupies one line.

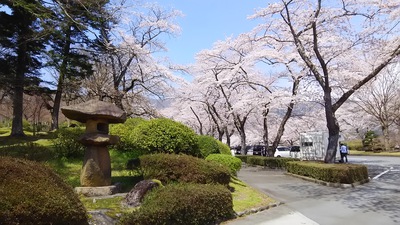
left=289, top=145, right=301, bottom=158
left=248, top=145, right=266, bottom=156
left=274, top=146, right=291, bottom=157
left=230, top=146, right=242, bottom=155
left=231, top=145, right=267, bottom=156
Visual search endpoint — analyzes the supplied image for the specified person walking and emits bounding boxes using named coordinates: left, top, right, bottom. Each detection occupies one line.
left=340, top=143, right=349, bottom=163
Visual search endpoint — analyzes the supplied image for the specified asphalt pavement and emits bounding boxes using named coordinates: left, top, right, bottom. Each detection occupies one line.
left=225, top=156, right=400, bottom=225
left=224, top=166, right=320, bottom=225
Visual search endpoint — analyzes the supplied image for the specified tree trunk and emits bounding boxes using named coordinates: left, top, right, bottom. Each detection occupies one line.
left=11, top=77, right=25, bottom=137
left=235, top=118, right=247, bottom=155
left=51, top=26, right=72, bottom=131
left=272, top=77, right=300, bottom=152
left=262, top=108, right=271, bottom=156
left=224, top=127, right=231, bottom=147
left=51, top=83, right=63, bottom=130
left=324, top=91, right=340, bottom=163
left=11, top=15, right=29, bottom=137
left=113, top=93, right=125, bottom=110
left=239, top=129, right=246, bottom=155
left=381, top=123, right=390, bottom=151
left=190, top=106, right=203, bottom=135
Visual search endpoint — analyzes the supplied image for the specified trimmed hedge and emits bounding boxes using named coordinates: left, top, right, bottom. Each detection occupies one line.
left=236, top=156, right=299, bottom=169
left=0, top=157, right=88, bottom=225
left=216, top=140, right=232, bottom=155
left=206, top=154, right=242, bottom=175
left=109, top=117, right=146, bottom=156
left=140, top=153, right=231, bottom=186
left=118, top=183, right=235, bottom=225
left=286, top=161, right=369, bottom=184
left=132, top=118, right=200, bottom=157
left=197, top=135, right=220, bottom=158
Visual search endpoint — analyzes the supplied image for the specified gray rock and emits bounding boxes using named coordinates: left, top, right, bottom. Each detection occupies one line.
left=61, top=100, right=127, bottom=123
left=125, top=180, right=161, bottom=207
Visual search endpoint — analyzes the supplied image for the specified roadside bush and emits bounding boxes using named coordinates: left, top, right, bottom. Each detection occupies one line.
left=109, top=118, right=146, bottom=155
left=197, top=135, right=220, bottom=158
left=247, top=156, right=300, bottom=169
left=235, top=155, right=248, bottom=163
left=216, top=140, right=232, bottom=155
left=132, top=118, right=200, bottom=156
left=206, top=154, right=242, bottom=175
left=286, top=161, right=369, bottom=184
left=51, top=127, right=85, bottom=158
left=140, top=153, right=231, bottom=186
left=238, top=156, right=299, bottom=169
left=0, top=157, right=88, bottom=225
left=346, top=139, right=363, bottom=151
left=118, top=183, right=235, bottom=225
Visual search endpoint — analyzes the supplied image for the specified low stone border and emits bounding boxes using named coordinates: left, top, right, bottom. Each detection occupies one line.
left=286, top=172, right=370, bottom=188
left=235, top=202, right=284, bottom=217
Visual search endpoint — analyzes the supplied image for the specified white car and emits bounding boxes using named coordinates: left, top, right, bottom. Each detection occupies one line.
left=274, top=146, right=291, bottom=157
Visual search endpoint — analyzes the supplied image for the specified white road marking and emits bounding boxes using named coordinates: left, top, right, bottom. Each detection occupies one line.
left=373, top=167, right=398, bottom=179
left=373, top=170, right=390, bottom=180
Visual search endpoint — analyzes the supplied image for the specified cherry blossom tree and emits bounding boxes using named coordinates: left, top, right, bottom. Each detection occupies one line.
left=85, top=1, right=182, bottom=116
left=250, top=0, right=400, bottom=162
left=353, top=64, right=400, bottom=150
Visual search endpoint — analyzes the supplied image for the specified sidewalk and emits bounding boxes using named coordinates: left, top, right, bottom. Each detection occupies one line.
left=224, top=166, right=320, bottom=225
left=225, top=204, right=319, bottom=225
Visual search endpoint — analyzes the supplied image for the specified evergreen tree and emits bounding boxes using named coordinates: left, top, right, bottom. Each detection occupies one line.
left=46, top=0, right=110, bottom=130
left=0, top=0, right=48, bottom=137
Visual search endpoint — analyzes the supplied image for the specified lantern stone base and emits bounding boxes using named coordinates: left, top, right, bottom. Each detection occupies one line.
left=75, top=183, right=122, bottom=197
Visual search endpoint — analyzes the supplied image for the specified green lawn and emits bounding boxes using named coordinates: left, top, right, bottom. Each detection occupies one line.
left=350, top=150, right=400, bottom=157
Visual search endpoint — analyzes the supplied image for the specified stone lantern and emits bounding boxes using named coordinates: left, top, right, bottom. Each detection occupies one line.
left=61, top=100, right=126, bottom=191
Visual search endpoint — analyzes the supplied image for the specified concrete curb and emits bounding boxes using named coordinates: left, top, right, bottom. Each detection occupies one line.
left=285, top=172, right=370, bottom=188
left=235, top=202, right=284, bottom=217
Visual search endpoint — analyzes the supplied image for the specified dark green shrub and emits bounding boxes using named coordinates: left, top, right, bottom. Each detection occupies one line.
left=216, top=140, right=232, bottom=155
left=0, top=143, right=54, bottom=161
left=236, top=155, right=287, bottom=168
left=362, top=130, right=377, bottom=151
left=0, top=157, right=88, bottom=225
left=235, top=155, right=248, bottom=163
left=206, top=154, right=242, bottom=175
left=140, top=153, right=231, bottom=186
left=246, top=156, right=300, bottom=169
left=51, top=127, right=85, bottom=158
left=197, top=135, right=220, bottom=158
left=132, top=118, right=200, bottom=156
left=109, top=117, right=146, bottom=155
left=286, top=161, right=369, bottom=184
left=118, top=183, right=235, bottom=225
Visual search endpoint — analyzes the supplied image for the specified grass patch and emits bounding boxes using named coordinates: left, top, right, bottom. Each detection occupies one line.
left=230, top=176, right=276, bottom=212
left=350, top=150, right=400, bottom=157
left=80, top=196, right=136, bottom=219
left=45, top=158, right=82, bottom=187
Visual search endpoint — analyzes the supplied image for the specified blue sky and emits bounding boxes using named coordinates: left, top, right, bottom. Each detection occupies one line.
left=156, top=0, right=267, bottom=65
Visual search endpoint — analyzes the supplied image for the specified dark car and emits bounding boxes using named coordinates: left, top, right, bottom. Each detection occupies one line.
left=230, top=146, right=242, bottom=155
left=250, top=145, right=266, bottom=156
left=289, top=145, right=300, bottom=158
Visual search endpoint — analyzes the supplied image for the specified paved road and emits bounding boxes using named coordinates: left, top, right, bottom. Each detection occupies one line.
left=226, top=156, right=400, bottom=225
